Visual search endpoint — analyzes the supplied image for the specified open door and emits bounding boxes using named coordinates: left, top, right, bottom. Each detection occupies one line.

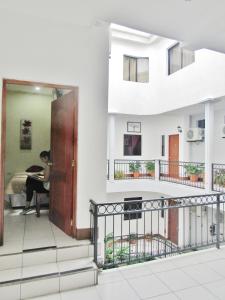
left=169, top=134, right=179, bottom=178
left=49, top=90, right=78, bottom=237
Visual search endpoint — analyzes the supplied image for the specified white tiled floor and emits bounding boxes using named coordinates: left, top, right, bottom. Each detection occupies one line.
left=1, top=209, right=86, bottom=254
left=28, top=246, right=225, bottom=299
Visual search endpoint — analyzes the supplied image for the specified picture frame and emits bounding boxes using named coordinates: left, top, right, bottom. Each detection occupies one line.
left=20, top=119, right=32, bottom=150
left=127, top=122, right=141, bottom=133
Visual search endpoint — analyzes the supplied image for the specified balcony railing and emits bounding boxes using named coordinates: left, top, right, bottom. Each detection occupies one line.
left=159, top=160, right=205, bottom=189
left=212, top=164, right=225, bottom=192
left=114, top=159, right=155, bottom=180
left=90, top=193, right=225, bottom=269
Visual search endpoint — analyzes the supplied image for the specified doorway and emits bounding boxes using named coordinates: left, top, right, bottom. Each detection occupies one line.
left=168, top=199, right=178, bottom=245
left=0, top=79, right=78, bottom=246
left=168, top=134, right=179, bottom=178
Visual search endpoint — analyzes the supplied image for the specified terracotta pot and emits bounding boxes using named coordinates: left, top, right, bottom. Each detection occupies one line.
left=190, top=174, right=199, bottom=182
left=133, top=172, right=140, bottom=178
left=148, top=171, right=155, bottom=177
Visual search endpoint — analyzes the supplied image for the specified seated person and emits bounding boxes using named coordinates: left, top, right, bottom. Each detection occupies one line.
left=22, top=151, right=50, bottom=214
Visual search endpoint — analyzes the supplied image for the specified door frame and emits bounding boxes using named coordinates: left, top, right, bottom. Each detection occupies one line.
left=0, top=78, right=78, bottom=245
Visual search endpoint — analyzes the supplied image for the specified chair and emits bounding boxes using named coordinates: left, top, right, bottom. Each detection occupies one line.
left=34, top=191, right=49, bottom=217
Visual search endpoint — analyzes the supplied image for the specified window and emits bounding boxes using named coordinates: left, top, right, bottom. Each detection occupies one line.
left=124, top=197, right=142, bottom=220
left=168, top=43, right=195, bottom=75
left=124, top=134, right=141, bottom=156
left=123, top=55, right=149, bottom=83
left=161, top=135, right=165, bottom=156
left=198, top=119, right=205, bottom=129
left=161, top=197, right=165, bottom=218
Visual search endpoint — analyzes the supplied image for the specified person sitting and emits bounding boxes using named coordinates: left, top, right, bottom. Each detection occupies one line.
left=22, top=151, right=50, bottom=215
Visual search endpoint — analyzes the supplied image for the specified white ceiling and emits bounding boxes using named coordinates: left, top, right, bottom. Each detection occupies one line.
left=7, top=84, right=53, bottom=96
left=1, top=0, right=225, bottom=53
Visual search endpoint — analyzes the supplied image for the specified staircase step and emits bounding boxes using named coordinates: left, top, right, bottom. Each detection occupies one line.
left=0, top=258, right=97, bottom=300
left=0, top=243, right=94, bottom=270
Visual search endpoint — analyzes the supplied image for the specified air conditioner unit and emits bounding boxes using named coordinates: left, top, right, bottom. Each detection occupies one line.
left=222, top=125, right=225, bottom=138
left=186, top=128, right=205, bottom=142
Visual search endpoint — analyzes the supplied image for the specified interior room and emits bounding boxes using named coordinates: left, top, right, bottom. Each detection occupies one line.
left=3, top=83, right=76, bottom=252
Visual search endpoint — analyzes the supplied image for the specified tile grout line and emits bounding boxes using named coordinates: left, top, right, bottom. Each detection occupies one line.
left=20, top=213, right=27, bottom=299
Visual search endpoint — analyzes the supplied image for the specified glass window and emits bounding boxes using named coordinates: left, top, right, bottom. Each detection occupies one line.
left=124, top=197, right=142, bottom=220
left=124, top=134, right=141, bottom=156
left=123, top=55, right=149, bottom=83
left=168, top=43, right=195, bottom=75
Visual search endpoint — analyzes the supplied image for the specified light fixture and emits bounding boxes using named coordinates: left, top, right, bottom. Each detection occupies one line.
left=35, top=86, right=40, bottom=91
left=177, top=126, right=182, bottom=133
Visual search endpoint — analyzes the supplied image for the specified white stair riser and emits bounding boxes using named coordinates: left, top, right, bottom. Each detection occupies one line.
left=0, top=244, right=93, bottom=270
left=0, top=269, right=97, bottom=300
left=57, top=245, right=92, bottom=262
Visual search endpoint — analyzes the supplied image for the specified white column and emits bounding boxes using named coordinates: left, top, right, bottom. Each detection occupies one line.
left=205, top=101, right=214, bottom=193
left=108, top=114, right=116, bottom=181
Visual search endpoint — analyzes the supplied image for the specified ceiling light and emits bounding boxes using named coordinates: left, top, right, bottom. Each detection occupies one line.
left=35, top=86, right=40, bottom=91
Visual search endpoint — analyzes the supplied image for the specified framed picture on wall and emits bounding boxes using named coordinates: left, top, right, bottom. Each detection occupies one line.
left=127, top=122, right=141, bottom=133
left=20, top=119, right=32, bottom=150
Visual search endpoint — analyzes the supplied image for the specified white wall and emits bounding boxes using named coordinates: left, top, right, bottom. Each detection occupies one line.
left=109, top=37, right=225, bottom=115
left=0, top=9, right=109, bottom=229
left=108, top=113, right=188, bottom=161
left=5, top=91, right=52, bottom=184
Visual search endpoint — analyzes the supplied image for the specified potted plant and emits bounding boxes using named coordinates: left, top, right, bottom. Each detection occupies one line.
left=114, top=170, right=125, bottom=180
left=214, top=171, right=225, bottom=187
left=184, top=164, right=202, bottom=182
left=129, top=162, right=141, bottom=178
left=127, top=233, right=138, bottom=244
left=145, top=161, right=155, bottom=177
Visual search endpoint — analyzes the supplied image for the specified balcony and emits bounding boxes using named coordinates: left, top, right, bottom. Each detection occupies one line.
left=108, top=160, right=210, bottom=190
left=90, top=193, right=225, bottom=269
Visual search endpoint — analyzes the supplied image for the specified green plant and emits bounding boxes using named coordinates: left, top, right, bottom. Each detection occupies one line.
left=145, top=161, right=155, bottom=172
left=114, top=170, right=125, bottom=179
left=184, top=164, right=202, bottom=175
left=104, top=232, right=114, bottom=243
left=127, top=233, right=138, bottom=241
left=214, top=172, right=225, bottom=187
left=115, top=246, right=129, bottom=261
left=129, top=162, right=141, bottom=172
left=105, top=247, right=113, bottom=263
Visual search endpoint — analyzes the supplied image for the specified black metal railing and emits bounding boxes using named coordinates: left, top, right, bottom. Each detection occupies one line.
left=159, top=160, right=205, bottom=189
left=90, top=193, right=225, bottom=269
left=114, top=159, right=155, bottom=180
left=212, top=164, right=225, bottom=192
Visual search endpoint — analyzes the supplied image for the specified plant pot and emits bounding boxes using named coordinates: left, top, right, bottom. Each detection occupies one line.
left=133, top=172, right=140, bottom=178
left=190, top=174, right=199, bottom=182
left=148, top=171, right=155, bottom=177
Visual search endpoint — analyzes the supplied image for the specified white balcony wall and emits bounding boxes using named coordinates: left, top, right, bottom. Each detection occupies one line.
left=109, top=37, right=225, bottom=115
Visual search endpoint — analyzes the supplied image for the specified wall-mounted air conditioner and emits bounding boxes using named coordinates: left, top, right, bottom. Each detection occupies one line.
left=222, top=125, right=225, bottom=138
left=186, top=128, right=205, bottom=142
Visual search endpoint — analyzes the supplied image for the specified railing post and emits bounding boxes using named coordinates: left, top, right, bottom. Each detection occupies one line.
left=216, top=194, right=221, bottom=249
left=93, top=204, right=98, bottom=264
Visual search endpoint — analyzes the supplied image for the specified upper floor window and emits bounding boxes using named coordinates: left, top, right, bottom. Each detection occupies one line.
left=168, top=43, right=195, bottom=75
left=123, top=55, right=149, bottom=83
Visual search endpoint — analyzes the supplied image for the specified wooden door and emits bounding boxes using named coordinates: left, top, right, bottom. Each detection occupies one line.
left=168, top=200, right=178, bottom=245
left=49, top=90, right=78, bottom=237
left=169, top=134, right=179, bottom=178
